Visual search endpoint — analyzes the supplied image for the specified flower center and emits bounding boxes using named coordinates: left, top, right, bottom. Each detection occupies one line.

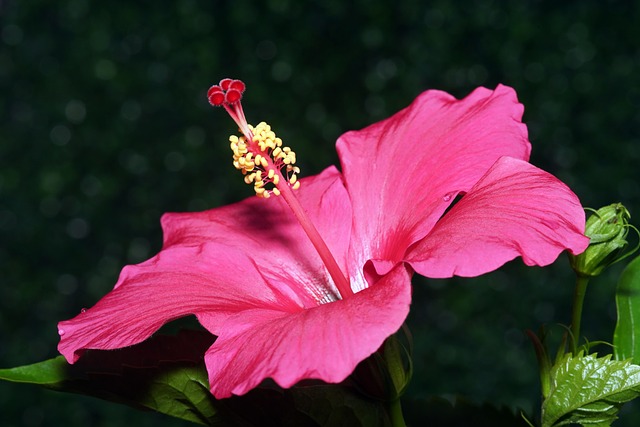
left=207, top=78, right=354, bottom=299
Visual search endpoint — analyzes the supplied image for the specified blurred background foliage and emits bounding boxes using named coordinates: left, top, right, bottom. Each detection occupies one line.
left=1, top=0, right=639, bottom=425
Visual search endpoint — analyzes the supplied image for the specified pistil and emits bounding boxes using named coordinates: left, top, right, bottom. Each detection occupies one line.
left=208, top=78, right=354, bottom=299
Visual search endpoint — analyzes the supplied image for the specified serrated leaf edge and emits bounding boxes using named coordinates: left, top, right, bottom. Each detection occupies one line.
left=542, top=353, right=640, bottom=427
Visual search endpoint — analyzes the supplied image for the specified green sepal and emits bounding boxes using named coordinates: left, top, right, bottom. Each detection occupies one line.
left=350, top=325, right=413, bottom=402
left=614, top=255, right=640, bottom=363
left=526, top=328, right=552, bottom=399
left=541, top=352, right=640, bottom=427
left=569, top=203, right=638, bottom=278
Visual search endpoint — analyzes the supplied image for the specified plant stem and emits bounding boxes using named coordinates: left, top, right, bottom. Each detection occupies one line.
left=388, top=398, right=406, bottom=427
left=570, top=276, right=591, bottom=353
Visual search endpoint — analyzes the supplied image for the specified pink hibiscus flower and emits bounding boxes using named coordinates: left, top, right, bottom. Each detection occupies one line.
left=58, top=79, right=588, bottom=398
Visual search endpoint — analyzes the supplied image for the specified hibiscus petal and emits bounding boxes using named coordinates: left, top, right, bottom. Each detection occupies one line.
left=58, top=168, right=353, bottom=362
left=159, top=166, right=352, bottom=304
left=57, top=244, right=301, bottom=363
left=203, top=264, right=412, bottom=398
left=337, top=85, right=531, bottom=276
left=403, top=157, right=589, bottom=278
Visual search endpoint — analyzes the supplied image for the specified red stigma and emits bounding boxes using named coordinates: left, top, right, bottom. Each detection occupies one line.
left=228, top=80, right=245, bottom=92
left=225, top=90, right=242, bottom=104
left=208, top=78, right=252, bottom=141
left=219, top=78, right=233, bottom=91
left=208, top=78, right=246, bottom=107
left=207, top=86, right=225, bottom=106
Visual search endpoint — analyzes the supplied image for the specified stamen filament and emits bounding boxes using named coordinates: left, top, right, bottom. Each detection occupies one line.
left=208, top=77, right=354, bottom=299
left=244, top=131, right=353, bottom=298
left=274, top=174, right=354, bottom=298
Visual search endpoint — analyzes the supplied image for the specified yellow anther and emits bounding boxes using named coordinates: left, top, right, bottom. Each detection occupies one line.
left=228, top=121, right=301, bottom=197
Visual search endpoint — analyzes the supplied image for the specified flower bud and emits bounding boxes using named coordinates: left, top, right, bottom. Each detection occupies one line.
left=569, top=203, right=636, bottom=277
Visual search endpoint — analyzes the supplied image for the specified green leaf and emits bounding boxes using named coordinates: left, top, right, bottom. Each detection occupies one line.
left=614, top=255, right=640, bottom=363
left=541, top=352, right=640, bottom=427
left=0, top=330, right=219, bottom=425
left=0, top=329, right=394, bottom=426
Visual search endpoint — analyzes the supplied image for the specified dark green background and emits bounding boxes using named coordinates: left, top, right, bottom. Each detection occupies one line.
left=1, top=0, right=639, bottom=425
